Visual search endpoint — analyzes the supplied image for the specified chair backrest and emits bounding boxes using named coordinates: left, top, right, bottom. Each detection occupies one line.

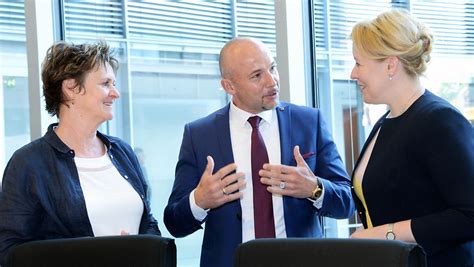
left=6, top=235, right=176, bottom=267
left=234, top=238, right=426, bottom=267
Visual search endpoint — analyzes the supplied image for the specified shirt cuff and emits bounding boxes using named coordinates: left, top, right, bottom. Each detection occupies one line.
left=189, top=189, right=209, bottom=221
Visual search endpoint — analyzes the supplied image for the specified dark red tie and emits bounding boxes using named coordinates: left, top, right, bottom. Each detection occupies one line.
left=248, top=116, right=275, bottom=238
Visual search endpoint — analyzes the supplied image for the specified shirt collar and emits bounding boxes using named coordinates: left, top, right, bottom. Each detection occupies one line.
left=229, top=100, right=275, bottom=128
left=44, top=123, right=115, bottom=155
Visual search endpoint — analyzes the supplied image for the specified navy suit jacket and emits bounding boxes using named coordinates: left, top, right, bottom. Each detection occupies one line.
left=164, top=102, right=354, bottom=267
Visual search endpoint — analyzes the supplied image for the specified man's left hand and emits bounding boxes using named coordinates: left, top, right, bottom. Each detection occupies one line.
left=259, top=145, right=318, bottom=198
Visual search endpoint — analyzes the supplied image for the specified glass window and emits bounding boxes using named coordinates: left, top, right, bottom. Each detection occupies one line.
left=0, top=1, right=29, bottom=181
left=413, top=1, right=474, bottom=125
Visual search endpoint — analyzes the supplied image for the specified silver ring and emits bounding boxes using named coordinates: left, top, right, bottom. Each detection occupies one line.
left=279, top=181, right=286, bottom=189
left=222, top=188, right=229, bottom=195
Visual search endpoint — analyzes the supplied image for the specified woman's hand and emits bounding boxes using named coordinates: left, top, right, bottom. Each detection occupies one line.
left=350, top=220, right=416, bottom=243
left=350, top=226, right=384, bottom=239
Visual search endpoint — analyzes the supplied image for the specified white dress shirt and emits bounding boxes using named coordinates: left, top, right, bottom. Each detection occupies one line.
left=229, top=102, right=286, bottom=242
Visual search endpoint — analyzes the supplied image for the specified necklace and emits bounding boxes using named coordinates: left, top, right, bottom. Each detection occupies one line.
left=388, top=88, right=424, bottom=118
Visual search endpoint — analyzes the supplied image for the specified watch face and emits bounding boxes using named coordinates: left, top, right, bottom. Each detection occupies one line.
left=386, top=232, right=396, bottom=240
left=314, top=188, right=322, bottom=198
left=311, top=187, right=322, bottom=199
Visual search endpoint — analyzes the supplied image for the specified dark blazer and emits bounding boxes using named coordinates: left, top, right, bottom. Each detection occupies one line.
left=351, top=90, right=474, bottom=267
left=0, top=124, right=160, bottom=266
left=164, top=102, right=354, bottom=267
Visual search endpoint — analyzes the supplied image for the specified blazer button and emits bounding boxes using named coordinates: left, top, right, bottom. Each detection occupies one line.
left=110, top=154, right=114, bottom=159
left=124, top=175, right=128, bottom=179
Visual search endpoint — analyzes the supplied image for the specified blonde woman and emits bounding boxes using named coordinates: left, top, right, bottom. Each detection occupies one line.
left=349, top=9, right=474, bottom=266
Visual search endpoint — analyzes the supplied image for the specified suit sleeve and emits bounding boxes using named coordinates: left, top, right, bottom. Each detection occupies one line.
left=411, top=108, right=474, bottom=255
left=163, top=124, right=205, bottom=237
left=314, top=111, right=355, bottom=219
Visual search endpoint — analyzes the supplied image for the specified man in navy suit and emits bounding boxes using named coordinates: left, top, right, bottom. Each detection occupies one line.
left=164, top=37, right=354, bottom=267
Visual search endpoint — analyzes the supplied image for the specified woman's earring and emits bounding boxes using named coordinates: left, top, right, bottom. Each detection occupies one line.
left=389, top=75, right=393, bottom=81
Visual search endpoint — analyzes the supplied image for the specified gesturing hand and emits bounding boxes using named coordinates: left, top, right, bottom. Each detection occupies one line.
left=259, top=146, right=318, bottom=198
left=194, top=156, right=246, bottom=210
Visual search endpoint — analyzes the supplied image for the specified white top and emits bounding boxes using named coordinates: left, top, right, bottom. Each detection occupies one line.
left=75, top=151, right=143, bottom=236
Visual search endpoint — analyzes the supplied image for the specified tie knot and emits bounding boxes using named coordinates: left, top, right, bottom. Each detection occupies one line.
left=248, top=116, right=262, bottom=129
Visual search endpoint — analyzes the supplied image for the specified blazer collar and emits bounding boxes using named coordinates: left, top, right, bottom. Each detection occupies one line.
left=215, top=103, right=235, bottom=166
left=351, top=110, right=390, bottom=179
left=44, top=123, right=115, bottom=156
left=276, top=102, right=292, bottom=165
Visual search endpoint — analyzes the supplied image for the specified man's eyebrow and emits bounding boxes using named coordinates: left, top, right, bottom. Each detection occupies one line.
left=249, top=62, right=277, bottom=76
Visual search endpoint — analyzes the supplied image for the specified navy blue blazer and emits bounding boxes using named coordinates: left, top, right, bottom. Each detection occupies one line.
left=164, top=102, right=354, bottom=267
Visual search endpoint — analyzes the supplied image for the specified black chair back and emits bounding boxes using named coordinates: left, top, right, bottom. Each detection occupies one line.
left=6, top=235, right=176, bottom=267
left=234, top=238, right=426, bottom=267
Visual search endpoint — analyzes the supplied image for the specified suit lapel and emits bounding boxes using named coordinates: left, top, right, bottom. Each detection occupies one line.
left=213, top=104, right=242, bottom=242
left=276, top=102, right=293, bottom=236
left=214, top=104, right=235, bottom=166
left=276, top=102, right=292, bottom=166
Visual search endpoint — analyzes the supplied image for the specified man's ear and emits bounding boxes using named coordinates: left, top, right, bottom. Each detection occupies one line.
left=220, top=79, right=235, bottom=96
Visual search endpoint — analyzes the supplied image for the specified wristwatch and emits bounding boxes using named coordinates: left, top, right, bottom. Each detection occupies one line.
left=310, top=178, right=323, bottom=200
left=386, top=223, right=396, bottom=240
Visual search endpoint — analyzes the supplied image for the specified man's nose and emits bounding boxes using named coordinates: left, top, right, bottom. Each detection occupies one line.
left=263, top=71, right=277, bottom=87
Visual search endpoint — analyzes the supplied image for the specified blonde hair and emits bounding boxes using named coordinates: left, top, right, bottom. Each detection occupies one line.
left=351, top=9, right=433, bottom=76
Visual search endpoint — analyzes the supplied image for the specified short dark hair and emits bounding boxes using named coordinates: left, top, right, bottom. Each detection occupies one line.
left=41, top=40, right=119, bottom=117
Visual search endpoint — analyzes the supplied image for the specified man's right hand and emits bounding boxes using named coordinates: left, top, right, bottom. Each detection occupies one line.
left=194, top=156, right=245, bottom=210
